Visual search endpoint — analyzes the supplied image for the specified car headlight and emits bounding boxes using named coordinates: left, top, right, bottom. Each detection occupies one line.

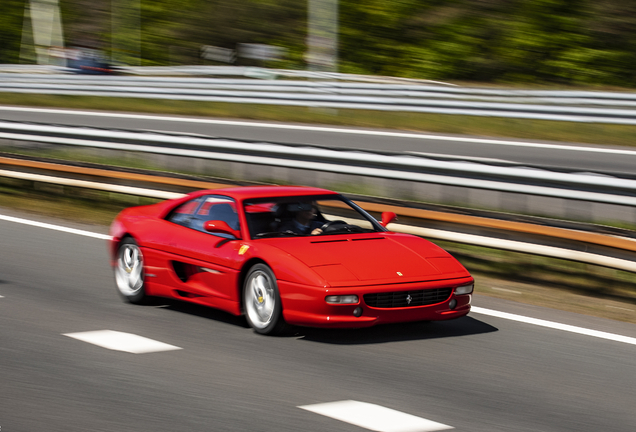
left=325, top=295, right=359, bottom=304
left=454, top=284, right=474, bottom=295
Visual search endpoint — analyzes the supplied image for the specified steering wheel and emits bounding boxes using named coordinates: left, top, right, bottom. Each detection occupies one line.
left=320, top=220, right=347, bottom=233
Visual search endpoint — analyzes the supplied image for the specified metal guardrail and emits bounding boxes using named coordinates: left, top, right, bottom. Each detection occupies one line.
left=3, top=67, right=636, bottom=124
left=0, top=64, right=456, bottom=84
left=1, top=120, right=635, bottom=207
left=1, top=154, right=635, bottom=273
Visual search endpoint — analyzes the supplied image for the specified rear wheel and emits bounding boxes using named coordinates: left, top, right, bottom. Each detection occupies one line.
left=114, top=238, right=147, bottom=304
left=243, top=264, right=286, bottom=335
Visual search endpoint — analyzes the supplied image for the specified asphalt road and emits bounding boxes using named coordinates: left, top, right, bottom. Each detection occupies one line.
left=1, top=209, right=635, bottom=432
left=2, top=105, right=636, bottom=175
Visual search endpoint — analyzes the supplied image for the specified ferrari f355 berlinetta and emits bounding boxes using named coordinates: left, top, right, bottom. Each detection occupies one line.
left=110, top=186, right=474, bottom=335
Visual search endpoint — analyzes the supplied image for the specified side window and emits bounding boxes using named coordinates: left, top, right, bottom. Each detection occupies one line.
left=166, top=197, right=205, bottom=227
left=191, top=196, right=240, bottom=238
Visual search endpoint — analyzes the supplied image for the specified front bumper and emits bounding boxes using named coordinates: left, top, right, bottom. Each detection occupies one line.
left=279, top=277, right=473, bottom=328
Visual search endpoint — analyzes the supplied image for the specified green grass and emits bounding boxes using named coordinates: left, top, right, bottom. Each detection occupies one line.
left=3, top=92, right=636, bottom=148
left=0, top=145, right=182, bottom=174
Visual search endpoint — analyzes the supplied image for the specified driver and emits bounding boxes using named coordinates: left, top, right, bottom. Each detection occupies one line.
left=280, top=203, right=323, bottom=235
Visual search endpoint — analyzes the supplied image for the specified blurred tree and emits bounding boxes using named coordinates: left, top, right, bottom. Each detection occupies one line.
left=495, top=0, right=591, bottom=84
left=583, top=0, right=636, bottom=86
left=177, top=0, right=306, bottom=67
left=339, top=0, right=597, bottom=84
left=0, top=0, right=28, bottom=64
left=59, top=0, right=110, bottom=50
left=339, top=0, right=420, bottom=76
left=3, top=0, right=636, bottom=87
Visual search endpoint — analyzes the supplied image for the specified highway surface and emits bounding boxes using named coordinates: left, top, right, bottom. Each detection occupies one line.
left=2, top=105, right=636, bottom=176
left=1, top=208, right=635, bottom=432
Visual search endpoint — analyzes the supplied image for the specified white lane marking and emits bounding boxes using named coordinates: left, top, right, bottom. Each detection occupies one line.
left=491, top=287, right=522, bottom=294
left=471, top=306, right=636, bottom=346
left=64, top=330, right=182, bottom=354
left=1, top=105, right=635, bottom=157
left=299, top=400, right=452, bottom=432
left=0, top=214, right=111, bottom=240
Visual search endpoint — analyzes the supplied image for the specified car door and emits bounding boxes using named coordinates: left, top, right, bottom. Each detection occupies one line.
left=163, top=195, right=244, bottom=302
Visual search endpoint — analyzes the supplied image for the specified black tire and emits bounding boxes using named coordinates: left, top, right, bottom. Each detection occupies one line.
left=243, top=264, right=287, bottom=335
left=114, top=238, right=148, bottom=304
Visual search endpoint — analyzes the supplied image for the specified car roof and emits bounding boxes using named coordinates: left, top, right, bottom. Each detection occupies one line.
left=189, top=185, right=339, bottom=201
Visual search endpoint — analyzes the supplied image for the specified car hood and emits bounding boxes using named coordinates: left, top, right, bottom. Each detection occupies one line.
left=266, top=233, right=470, bottom=285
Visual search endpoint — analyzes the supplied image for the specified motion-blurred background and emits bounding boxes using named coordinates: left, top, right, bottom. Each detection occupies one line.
left=2, top=0, right=636, bottom=85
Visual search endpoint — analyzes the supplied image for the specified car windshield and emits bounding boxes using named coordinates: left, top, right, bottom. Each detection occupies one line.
left=243, top=195, right=384, bottom=239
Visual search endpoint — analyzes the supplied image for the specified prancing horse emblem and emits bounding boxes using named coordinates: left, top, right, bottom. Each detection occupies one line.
left=406, top=294, right=412, bottom=304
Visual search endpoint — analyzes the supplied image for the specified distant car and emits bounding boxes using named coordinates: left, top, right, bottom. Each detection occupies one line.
left=66, top=47, right=120, bottom=75
left=109, top=186, right=474, bottom=335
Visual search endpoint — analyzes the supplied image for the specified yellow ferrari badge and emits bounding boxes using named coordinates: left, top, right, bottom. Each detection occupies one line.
left=238, top=245, right=250, bottom=255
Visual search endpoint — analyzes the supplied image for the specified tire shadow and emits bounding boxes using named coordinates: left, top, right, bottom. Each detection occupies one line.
left=145, top=298, right=251, bottom=329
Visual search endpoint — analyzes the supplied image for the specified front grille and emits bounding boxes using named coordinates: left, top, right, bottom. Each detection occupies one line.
left=364, top=288, right=453, bottom=308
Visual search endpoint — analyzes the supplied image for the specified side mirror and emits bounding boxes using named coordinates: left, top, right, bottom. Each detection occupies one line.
left=379, top=211, right=397, bottom=227
left=203, top=220, right=241, bottom=239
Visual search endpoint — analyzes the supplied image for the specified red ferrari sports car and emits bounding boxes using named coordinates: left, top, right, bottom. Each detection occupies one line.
left=109, top=186, right=474, bottom=335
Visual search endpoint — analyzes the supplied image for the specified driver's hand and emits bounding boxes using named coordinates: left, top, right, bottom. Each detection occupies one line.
left=311, top=228, right=323, bottom=235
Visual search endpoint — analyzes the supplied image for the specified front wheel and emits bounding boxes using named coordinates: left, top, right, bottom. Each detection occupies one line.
left=114, top=238, right=148, bottom=304
left=243, top=264, right=286, bottom=335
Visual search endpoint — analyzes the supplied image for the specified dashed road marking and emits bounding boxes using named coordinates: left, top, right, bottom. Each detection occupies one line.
left=298, top=400, right=453, bottom=432
left=64, top=330, right=182, bottom=354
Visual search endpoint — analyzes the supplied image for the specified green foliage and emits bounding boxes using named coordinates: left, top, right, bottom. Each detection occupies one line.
left=4, top=0, right=636, bottom=87
left=0, top=0, right=28, bottom=64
